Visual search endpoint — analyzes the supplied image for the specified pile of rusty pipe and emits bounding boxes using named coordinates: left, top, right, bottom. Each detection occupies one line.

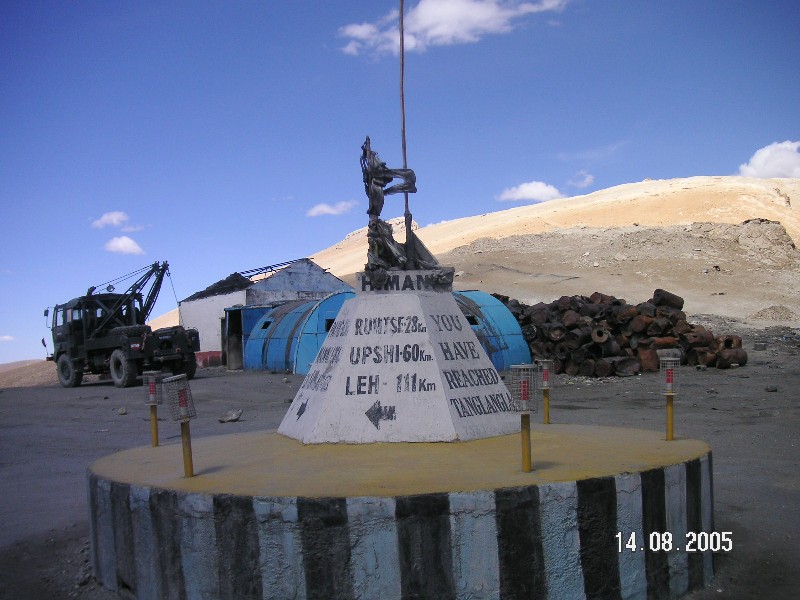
left=493, top=288, right=748, bottom=378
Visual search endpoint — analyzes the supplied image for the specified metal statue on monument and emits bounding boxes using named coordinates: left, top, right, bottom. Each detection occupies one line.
left=360, top=136, right=453, bottom=288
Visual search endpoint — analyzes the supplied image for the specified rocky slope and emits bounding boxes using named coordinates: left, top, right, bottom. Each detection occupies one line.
left=311, top=176, right=799, bottom=279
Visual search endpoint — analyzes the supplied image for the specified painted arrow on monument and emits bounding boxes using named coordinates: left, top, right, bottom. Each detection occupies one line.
left=365, top=400, right=397, bottom=430
left=296, top=399, right=307, bottom=420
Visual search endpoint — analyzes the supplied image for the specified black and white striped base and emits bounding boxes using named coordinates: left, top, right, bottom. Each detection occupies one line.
left=88, top=452, right=713, bottom=600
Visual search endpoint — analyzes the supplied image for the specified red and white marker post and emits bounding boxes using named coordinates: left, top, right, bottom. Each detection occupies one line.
left=163, top=374, right=197, bottom=477
left=511, top=364, right=538, bottom=472
left=538, top=359, right=553, bottom=425
left=143, top=371, right=164, bottom=447
left=660, top=357, right=680, bottom=441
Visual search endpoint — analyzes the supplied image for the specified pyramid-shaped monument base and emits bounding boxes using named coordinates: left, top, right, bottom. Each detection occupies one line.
left=279, top=271, right=519, bottom=444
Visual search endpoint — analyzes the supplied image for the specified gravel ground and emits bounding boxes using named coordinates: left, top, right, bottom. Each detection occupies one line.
left=0, top=317, right=798, bottom=599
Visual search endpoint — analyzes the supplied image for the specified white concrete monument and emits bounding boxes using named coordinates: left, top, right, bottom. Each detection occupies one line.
left=278, top=271, right=519, bottom=444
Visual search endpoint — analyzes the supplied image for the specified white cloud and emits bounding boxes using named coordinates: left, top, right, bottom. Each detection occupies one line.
left=91, top=211, right=129, bottom=229
left=0, top=335, right=13, bottom=342
left=497, top=180, right=563, bottom=202
left=307, top=201, right=358, bottom=217
left=738, top=141, right=800, bottom=178
left=340, top=0, right=569, bottom=55
left=567, top=169, right=594, bottom=189
left=104, top=236, right=144, bottom=255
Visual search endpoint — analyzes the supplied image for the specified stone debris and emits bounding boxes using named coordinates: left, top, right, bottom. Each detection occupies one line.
left=748, top=305, right=799, bottom=321
left=218, top=409, right=243, bottom=423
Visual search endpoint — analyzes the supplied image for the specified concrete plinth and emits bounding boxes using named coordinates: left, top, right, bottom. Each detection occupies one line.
left=279, top=270, right=520, bottom=444
left=88, top=425, right=714, bottom=599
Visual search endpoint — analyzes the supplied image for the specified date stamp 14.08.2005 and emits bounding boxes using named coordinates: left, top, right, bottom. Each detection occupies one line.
left=616, top=531, right=732, bottom=553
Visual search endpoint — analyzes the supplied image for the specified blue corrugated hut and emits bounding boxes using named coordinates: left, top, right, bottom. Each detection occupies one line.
left=242, top=289, right=528, bottom=374
left=453, top=290, right=531, bottom=370
left=243, top=291, right=355, bottom=374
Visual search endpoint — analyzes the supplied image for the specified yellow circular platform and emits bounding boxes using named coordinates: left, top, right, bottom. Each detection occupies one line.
left=88, top=425, right=714, bottom=600
left=91, top=424, right=709, bottom=497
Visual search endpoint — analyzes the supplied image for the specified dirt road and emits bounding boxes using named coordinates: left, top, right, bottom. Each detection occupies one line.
left=1, top=319, right=798, bottom=599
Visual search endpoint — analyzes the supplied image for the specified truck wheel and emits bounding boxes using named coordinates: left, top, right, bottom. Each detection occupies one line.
left=184, top=353, right=197, bottom=380
left=171, top=353, right=197, bottom=380
left=56, top=354, right=83, bottom=388
left=109, top=349, right=137, bottom=388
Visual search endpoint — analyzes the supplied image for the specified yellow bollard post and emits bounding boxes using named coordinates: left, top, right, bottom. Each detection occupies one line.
left=143, top=371, right=164, bottom=447
left=150, top=405, right=159, bottom=447
left=511, top=364, right=536, bottom=472
left=164, top=374, right=197, bottom=478
left=181, top=421, right=194, bottom=477
left=521, top=413, right=532, bottom=472
left=543, top=388, right=551, bottom=425
left=666, top=392, right=674, bottom=441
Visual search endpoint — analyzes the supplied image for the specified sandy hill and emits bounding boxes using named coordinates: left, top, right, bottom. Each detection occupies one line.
left=312, top=176, right=799, bottom=276
left=155, top=176, right=798, bottom=326
left=0, top=360, right=55, bottom=387
left=310, top=176, right=800, bottom=323
left=148, top=307, right=180, bottom=330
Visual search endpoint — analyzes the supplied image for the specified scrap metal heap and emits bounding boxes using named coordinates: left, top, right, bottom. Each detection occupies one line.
left=493, top=288, right=748, bottom=377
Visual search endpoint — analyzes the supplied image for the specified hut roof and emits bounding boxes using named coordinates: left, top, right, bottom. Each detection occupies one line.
left=182, top=272, right=252, bottom=302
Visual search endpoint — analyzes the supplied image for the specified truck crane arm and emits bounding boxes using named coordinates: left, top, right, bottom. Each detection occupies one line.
left=88, top=261, right=168, bottom=336
left=141, top=261, right=168, bottom=323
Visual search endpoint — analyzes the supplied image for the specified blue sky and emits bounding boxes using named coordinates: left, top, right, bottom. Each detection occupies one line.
left=1, top=0, right=799, bottom=364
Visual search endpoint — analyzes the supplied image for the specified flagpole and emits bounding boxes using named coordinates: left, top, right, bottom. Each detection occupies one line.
left=399, top=0, right=415, bottom=267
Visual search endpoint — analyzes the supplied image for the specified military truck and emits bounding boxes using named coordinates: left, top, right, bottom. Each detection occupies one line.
left=45, top=261, right=200, bottom=388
